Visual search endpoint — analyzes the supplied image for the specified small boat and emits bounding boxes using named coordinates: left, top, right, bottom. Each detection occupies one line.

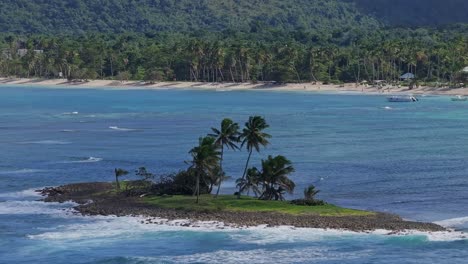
left=451, top=95, right=467, bottom=101
left=387, top=95, right=418, bottom=102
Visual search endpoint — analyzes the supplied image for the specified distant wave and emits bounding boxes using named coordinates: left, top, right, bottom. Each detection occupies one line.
left=383, top=106, right=393, bottom=110
left=62, top=111, right=79, bottom=115
left=435, top=217, right=468, bottom=228
left=19, top=140, right=71, bottom=145
left=0, top=188, right=43, bottom=199
left=0, top=200, right=76, bottom=215
left=61, top=129, right=77, bottom=133
left=62, top=157, right=103, bottom=164
left=0, top=169, right=45, bottom=175
left=109, top=126, right=138, bottom=132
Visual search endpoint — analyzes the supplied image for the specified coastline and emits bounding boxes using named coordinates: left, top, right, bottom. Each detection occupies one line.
left=1, top=77, right=467, bottom=96
left=38, top=182, right=446, bottom=232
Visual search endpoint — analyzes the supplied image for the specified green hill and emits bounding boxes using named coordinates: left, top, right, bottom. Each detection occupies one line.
left=354, top=0, right=468, bottom=26
left=0, top=0, right=378, bottom=34
left=2, top=0, right=467, bottom=34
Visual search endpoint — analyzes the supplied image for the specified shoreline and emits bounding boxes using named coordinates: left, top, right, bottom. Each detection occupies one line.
left=1, top=77, right=468, bottom=96
left=38, top=182, right=446, bottom=232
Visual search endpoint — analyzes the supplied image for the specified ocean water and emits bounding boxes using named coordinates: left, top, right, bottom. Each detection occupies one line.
left=1, top=86, right=467, bottom=263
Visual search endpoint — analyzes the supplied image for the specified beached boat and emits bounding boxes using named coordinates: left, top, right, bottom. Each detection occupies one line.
left=387, top=95, right=418, bottom=102
left=451, top=95, right=467, bottom=101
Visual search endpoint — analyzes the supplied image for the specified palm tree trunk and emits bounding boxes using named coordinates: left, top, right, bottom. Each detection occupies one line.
left=237, top=149, right=253, bottom=198
left=195, top=171, right=200, bottom=204
left=215, top=147, right=224, bottom=198
left=115, top=175, right=120, bottom=190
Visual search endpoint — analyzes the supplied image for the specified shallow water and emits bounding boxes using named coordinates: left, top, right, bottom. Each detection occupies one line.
left=1, top=86, right=467, bottom=263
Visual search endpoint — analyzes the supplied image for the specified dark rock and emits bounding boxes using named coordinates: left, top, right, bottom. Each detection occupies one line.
left=38, top=182, right=447, bottom=232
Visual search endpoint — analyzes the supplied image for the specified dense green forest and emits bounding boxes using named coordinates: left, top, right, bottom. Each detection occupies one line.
left=0, top=0, right=467, bottom=84
left=1, top=29, right=466, bottom=84
left=1, top=0, right=468, bottom=34
left=0, top=0, right=379, bottom=34
left=354, top=0, right=468, bottom=26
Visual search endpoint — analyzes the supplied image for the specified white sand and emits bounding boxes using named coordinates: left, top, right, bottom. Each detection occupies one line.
left=0, top=77, right=466, bottom=95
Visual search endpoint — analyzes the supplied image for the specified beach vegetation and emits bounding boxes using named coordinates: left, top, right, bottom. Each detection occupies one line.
left=238, top=116, right=271, bottom=198
left=142, top=195, right=371, bottom=216
left=209, top=118, right=240, bottom=197
left=188, top=136, right=221, bottom=203
left=114, top=168, right=129, bottom=190
left=290, top=185, right=326, bottom=206
left=257, top=155, right=296, bottom=201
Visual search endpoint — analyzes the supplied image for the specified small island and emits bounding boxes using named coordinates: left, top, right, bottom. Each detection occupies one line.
left=39, top=116, right=444, bottom=232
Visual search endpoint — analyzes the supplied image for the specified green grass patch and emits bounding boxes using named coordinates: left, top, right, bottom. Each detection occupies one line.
left=142, top=195, right=372, bottom=217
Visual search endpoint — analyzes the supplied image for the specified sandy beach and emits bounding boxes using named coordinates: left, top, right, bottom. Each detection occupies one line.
left=0, top=77, right=466, bottom=96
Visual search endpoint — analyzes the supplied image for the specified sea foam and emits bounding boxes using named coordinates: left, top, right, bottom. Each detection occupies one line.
left=0, top=169, right=45, bottom=175
left=27, top=212, right=468, bottom=243
left=61, top=157, right=103, bottom=163
left=19, top=140, right=71, bottom=145
left=435, top=217, right=468, bottom=229
left=0, top=200, right=76, bottom=215
left=0, top=188, right=43, bottom=199
left=109, top=126, right=138, bottom=131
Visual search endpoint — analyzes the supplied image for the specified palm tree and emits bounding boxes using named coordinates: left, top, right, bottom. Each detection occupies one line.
left=236, top=167, right=262, bottom=197
left=238, top=116, right=271, bottom=198
left=304, top=185, right=320, bottom=201
left=209, top=118, right=240, bottom=197
left=188, top=136, right=221, bottom=203
left=258, top=155, right=295, bottom=201
left=114, top=168, right=129, bottom=191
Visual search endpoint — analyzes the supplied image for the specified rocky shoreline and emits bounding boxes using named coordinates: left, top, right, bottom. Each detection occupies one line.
left=38, top=182, right=446, bottom=232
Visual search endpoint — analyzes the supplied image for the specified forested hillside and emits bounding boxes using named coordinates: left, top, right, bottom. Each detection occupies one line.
left=354, top=0, right=468, bottom=26
left=0, top=0, right=379, bottom=34
left=1, top=0, right=467, bottom=35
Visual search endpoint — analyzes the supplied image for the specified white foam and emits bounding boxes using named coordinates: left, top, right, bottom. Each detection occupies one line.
left=0, top=169, right=45, bottom=175
left=28, top=216, right=228, bottom=240
left=19, top=140, right=71, bottom=145
left=0, top=200, right=76, bottom=215
left=383, top=106, right=393, bottom=110
left=109, top=126, right=137, bottom=131
left=62, top=111, right=79, bottom=115
left=0, top=188, right=42, bottom=199
left=62, top=157, right=103, bottom=163
left=134, top=247, right=371, bottom=264
left=435, top=217, right=468, bottom=228
left=27, top=213, right=468, bottom=243
left=60, top=129, right=77, bottom=133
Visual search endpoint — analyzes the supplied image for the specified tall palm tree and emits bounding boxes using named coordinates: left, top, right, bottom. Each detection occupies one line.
left=188, top=136, right=221, bottom=203
left=236, top=167, right=262, bottom=197
left=114, top=168, right=129, bottom=191
left=209, top=118, right=240, bottom=197
left=258, top=155, right=295, bottom=201
left=238, top=116, right=271, bottom=198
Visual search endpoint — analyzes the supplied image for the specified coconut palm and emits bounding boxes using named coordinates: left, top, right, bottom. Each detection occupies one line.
left=114, top=168, right=129, bottom=191
left=188, top=136, right=221, bottom=203
left=236, top=167, right=262, bottom=197
left=209, top=118, right=240, bottom=197
left=258, top=155, right=295, bottom=201
left=238, top=116, right=271, bottom=198
left=304, top=185, right=320, bottom=201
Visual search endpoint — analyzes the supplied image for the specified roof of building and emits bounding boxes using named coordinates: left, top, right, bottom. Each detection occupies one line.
left=400, top=73, right=415, bottom=79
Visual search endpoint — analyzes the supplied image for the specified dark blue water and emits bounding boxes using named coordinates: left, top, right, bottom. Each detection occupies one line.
left=1, top=86, right=467, bottom=263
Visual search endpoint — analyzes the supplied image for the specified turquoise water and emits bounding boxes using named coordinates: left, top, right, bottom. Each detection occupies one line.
left=0, top=86, right=467, bottom=263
